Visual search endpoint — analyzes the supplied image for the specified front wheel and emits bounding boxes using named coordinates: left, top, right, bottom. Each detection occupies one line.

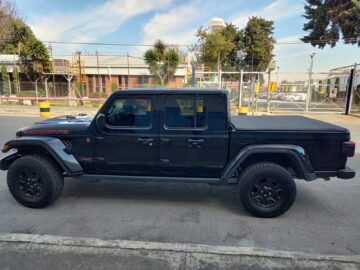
left=238, top=162, right=296, bottom=218
left=7, top=155, right=64, bottom=208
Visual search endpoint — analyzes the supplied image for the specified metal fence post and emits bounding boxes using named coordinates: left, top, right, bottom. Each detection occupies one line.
left=267, top=69, right=271, bottom=113
left=191, top=65, right=195, bottom=87
left=345, top=63, right=357, bottom=115
left=35, top=80, right=39, bottom=105
left=238, top=70, right=243, bottom=109
left=45, top=76, right=49, bottom=100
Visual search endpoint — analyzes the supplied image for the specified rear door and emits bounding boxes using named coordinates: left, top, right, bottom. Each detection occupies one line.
left=159, top=94, right=228, bottom=177
left=94, top=94, right=159, bottom=175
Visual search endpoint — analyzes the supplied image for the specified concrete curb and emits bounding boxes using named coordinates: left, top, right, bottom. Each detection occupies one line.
left=0, top=233, right=359, bottom=270
left=0, top=233, right=359, bottom=263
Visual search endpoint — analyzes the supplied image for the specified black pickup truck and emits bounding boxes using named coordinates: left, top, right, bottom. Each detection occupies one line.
left=1, top=89, right=356, bottom=217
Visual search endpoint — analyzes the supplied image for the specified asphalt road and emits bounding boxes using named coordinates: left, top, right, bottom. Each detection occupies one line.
left=0, top=116, right=359, bottom=256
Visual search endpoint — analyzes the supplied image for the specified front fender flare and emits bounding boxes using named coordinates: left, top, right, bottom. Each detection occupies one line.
left=1, top=136, right=83, bottom=176
left=221, top=144, right=316, bottom=181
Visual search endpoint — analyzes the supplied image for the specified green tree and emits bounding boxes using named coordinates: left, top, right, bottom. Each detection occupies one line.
left=1, top=65, right=10, bottom=96
left=193, top=18, right=275, bottom=72
left=20, top=38, right=50, bottom=80
left=0, top=0, right=18, bottom=53
left=193, top=26, right=235, bottom=68
left=221, top=23, right=244, bottom=69
left=0, top=1, right=49, bottom=80
left=302, top=0, right=360, bottom=48
left=243, top=17, right=275, bottom=71
left=144, top=40, right=180, bottom=87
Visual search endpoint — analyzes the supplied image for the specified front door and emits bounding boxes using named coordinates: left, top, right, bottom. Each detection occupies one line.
left=94, top=95, right=158, bottom=175
left=159, top=94, right=228, bottom=177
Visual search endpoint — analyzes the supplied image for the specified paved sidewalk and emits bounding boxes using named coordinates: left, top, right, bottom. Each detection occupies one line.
left=1, top=234, right=359, bottom=270
left=0, top=104, right=98, bottom=117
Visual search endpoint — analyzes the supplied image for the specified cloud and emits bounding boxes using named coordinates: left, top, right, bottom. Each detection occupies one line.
left=141, top=3, right=200, bottom=47
left=231, top=0, right=303, bottom=28
left=29, top=0, right=171, bottom=49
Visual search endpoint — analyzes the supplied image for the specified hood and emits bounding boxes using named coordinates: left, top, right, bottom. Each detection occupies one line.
left=17, top=114, right=94, bottom=137
left=37, top=114, right=94, bottom=124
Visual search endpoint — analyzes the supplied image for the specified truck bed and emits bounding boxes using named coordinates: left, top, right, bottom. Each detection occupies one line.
left=230, top=115, right=347, bottom=132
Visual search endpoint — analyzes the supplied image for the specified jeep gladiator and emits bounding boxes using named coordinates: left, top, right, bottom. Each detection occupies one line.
left=1, top=89, right=356, bottom=217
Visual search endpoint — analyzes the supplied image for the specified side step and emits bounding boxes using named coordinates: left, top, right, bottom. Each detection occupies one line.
left=73, top=174, right=224, bottom=184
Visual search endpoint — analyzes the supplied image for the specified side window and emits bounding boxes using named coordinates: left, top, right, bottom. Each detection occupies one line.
left=164, top=96, right=207, bottom=129
left=105, top=98, right=152, bottom=128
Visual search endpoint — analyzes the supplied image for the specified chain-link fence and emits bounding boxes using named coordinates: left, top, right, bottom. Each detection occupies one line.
left=193, top=64, right=359, bottom=115
left=0, top=56, right=359, bottom=113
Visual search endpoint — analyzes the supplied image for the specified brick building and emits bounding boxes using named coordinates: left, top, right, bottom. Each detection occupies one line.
left=57, top=54, right=187, bottom=97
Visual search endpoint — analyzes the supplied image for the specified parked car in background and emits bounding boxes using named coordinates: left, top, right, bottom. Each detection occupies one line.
left=282, top=93, right=308, bottom=102
left=271, top=92, right=283, bottom=100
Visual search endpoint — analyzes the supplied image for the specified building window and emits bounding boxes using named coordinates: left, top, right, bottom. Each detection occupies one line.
left=88, top=75, right=93, bottom=93
left=137, top=76, right=149, bottom=86
left=124, top=76, right=128, bottom=89
left=118, top=76, right=122, bottom=88
left=95, top=76, right=99, bottom=93
left=101, top=75, right=106, bottom=92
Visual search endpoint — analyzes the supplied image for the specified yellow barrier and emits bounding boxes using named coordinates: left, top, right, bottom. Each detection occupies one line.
left=238, top=107, right=248, bottom=115
left=39, top=102, right=51, bottom=118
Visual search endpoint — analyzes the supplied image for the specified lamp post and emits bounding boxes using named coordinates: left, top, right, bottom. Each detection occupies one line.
left=76, top=51, right=82, bottom=98
left=306, top=53, right=315, bottom=112
left=236, top=50, right=246, bottom=112
left=267, top=61, right=276, bottom=113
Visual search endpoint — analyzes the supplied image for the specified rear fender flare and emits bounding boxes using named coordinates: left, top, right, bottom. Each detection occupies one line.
left=221, top=144, right=316, bottom=181
left=2, top=136, right=83, bottom=176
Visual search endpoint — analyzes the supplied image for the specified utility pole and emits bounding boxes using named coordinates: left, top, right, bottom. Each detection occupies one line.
left=77, top=51, right=82, bottom=98
left=49, top=43, right=56, bottom=96
left=236, top=50, right=246, bottom=113
left=96, top=51, right=100, bottom=96
left=306, top=53, right=315, bottom=112
left=267, top=61, right=276, bottom=113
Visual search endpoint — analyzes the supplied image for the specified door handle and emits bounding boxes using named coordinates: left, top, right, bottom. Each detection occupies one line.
left=93, top=136, right=104, bottom=143
left=137, top=138, right=154, bottom=144
left=187, top=139, right=204, bottom=143
left=187, top=138, right=204, bottom=149
left=160, top=138, right=170, bottom=143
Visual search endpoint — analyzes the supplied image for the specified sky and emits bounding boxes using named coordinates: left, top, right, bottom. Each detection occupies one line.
left=16, top=0, right=360, bottom=75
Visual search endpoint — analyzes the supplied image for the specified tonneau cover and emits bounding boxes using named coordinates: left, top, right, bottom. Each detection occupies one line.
left=230, top=115, right=348, bottom=132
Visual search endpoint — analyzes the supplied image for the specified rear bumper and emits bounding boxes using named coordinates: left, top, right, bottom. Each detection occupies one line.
left=337, top=167, right=356, bottom=179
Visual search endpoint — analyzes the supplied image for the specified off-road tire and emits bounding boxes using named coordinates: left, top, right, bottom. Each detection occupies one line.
left=7, top=155, right=64, bottom=208
left=238, top=162, right=296, bottom=218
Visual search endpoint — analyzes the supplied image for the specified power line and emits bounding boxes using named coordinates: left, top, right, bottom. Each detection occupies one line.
left=1, top=37, right=359, bottom=48
left=42, top=38, right=360, bottom=47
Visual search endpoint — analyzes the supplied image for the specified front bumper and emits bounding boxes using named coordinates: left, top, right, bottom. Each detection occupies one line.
left=0, top=153, right=19, bottom=170
left=337, top=167, right=356, bottom=179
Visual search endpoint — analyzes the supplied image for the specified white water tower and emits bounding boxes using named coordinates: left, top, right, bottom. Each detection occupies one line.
left=209, top=17, right=226, bottom=31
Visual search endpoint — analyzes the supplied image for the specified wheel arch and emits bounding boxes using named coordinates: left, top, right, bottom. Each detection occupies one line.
left=1, top=136, right=83, bottom=176
left=221, top=144, right=316, bottom=181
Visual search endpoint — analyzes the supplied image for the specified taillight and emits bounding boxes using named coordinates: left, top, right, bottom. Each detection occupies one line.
left=342, top=141, right=356, bottom=157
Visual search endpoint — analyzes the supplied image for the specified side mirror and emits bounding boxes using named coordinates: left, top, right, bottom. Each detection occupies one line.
left=96, top=113, right=106, bottom=130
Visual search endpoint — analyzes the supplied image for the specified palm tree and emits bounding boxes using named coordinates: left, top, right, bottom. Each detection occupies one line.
left=144, top=40, right=180, bottom=87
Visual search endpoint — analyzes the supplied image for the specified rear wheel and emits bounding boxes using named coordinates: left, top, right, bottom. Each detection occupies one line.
left=7, top=155, right=64, bottom=208
left=238, top=162, right=296, bottom=218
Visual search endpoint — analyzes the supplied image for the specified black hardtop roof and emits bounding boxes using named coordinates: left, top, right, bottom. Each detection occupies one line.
left=111, top=88, right=228, bottom=96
